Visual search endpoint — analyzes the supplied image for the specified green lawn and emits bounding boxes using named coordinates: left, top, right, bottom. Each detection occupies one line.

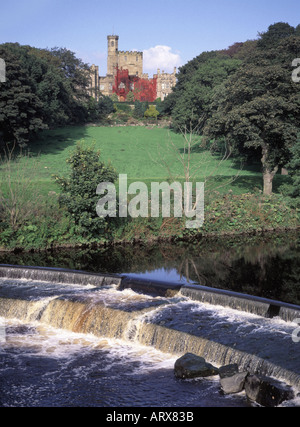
left=1, top=125, right=276, bottom=197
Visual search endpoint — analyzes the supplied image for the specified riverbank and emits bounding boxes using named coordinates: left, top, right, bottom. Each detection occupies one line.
left=0, top=190, right=298, bottom=254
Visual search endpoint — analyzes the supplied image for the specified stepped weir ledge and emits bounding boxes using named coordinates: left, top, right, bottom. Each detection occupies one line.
left=0, top=264, right=300, bottom=405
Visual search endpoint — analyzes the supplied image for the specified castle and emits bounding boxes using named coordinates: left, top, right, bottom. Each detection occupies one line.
left=88, top=35, right=177, bottom=102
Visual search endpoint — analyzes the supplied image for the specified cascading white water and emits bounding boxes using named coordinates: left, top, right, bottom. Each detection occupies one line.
left=0, top=266, right=300, bottom=397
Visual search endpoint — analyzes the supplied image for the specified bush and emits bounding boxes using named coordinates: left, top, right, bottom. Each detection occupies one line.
left=54, top=142, right=118, bottom=239
left=144, top=105, right=159, bottom=119
left=98, top=95, right=115, bottom=117
left=133, top=101, right=148, bottom=118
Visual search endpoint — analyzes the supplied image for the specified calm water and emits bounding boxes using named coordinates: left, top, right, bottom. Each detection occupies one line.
left=0, top=231, right=299, bottom=304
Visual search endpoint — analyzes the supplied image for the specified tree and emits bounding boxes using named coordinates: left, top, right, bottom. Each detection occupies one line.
left=133, top=100, right=148, bottom=118
left=98, top=95, right=115, bottom=117
left=49, top=47, right=90, bottom=97
left=204, top=33, right=300, bottom=195
left=126, top=91, right=134, bottom=103
left=0, top=44, right=47, bottom=147
left=280, top=135, right=300, bottom=200
left=110, top=93, right=119, bottom=102
left=257, top=22, right=295, bottom=49
left=54, top=143, right=118, bottom=238
left=0, top=43, right=93, bottom=147
left=171, top=57, right=242, bottom=131
left=144, top=105, right=159, bottom=119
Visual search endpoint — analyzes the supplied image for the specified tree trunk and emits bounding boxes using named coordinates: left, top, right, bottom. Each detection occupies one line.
left=263, top=169, right=277, bottom=195
left=261, top=145, right=278, bottom=195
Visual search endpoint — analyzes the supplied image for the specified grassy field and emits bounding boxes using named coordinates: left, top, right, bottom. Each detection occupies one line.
left=1, top=125, right=269, bottom=197
left=0, top=125, right=297, bottom=250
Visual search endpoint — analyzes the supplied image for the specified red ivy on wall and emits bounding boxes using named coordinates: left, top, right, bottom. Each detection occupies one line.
left=113, top=67, right=157, bottom=102
left=133, top=77, right=157, bottom=102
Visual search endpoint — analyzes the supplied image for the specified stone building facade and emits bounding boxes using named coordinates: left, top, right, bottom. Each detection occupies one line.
left=88, top=35, right=177, bottom=102
left=155, top=68, right=177, bottom=102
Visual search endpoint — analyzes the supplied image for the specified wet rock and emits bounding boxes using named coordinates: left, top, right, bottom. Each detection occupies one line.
left=220, top=372, right=249, bottom=394
left=218, top=364, right=239, bottom=379
left=174, top=353, right=219, bottom=379
left=245, top=375, right=294, bottom=407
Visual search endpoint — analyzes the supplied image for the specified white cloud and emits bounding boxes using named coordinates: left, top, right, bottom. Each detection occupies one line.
left=143, top=45, right=181, bottom=75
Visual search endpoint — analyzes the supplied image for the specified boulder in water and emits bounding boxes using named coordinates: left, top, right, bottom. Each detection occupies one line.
left=219, top=364, right=248, bottom=394
left=220, top=372, right=249, bottom=395
left=218, top=364, right=239, bottom=379
left=245, top=375, right=294, bottom=407
left=174, top=353, right=219, bottom=379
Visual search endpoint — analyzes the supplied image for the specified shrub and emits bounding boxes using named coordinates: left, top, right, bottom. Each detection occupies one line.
left=54, top=142, right=118, bottom=239
left=144, top=105, right=159, bottom=119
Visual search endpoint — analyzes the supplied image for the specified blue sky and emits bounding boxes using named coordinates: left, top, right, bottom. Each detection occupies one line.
left=1, top=0, right=299, bottom=75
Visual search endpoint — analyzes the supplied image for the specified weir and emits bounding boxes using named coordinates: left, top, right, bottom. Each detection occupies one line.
left=0, top=265, right=122, bottom=288
left=0, top=264, right=300, bottom=395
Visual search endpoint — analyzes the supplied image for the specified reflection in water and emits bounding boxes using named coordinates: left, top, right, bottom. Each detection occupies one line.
left=0, top=231, right=299, bottom=305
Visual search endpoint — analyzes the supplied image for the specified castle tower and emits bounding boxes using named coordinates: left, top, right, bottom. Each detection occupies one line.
left=107, top=35, right=119, bottom=76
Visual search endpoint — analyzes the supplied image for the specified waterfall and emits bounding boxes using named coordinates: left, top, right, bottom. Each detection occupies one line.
left=1, top=264, right=300, bottom=393
left=0, top=265, right=122, bottom=288
left=1, top=265, right=299, bottom=321
left=133, top=322, right=300, bottom=390
left=181, top=285, right=300, bottom=323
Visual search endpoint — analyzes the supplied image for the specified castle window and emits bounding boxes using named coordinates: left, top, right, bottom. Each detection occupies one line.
left=136, top=56, right=139, bottom=62
left=111, top=41, right=114, bottom=47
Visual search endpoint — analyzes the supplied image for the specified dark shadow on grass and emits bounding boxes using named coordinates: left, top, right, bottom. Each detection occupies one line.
left=230, top=176, right=263, bottom=193
left=27, top=126, right=90, bottom=157
left=226, top=174, right=291, bottom=194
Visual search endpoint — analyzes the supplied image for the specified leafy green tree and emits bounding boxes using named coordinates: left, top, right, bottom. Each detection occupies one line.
left=110, top=93, right=119, bottom=102
left=280, top=135, right=300, bottom=200
left=144, top=105, right=159, bottom=119
left=86, top=97, right=99, bottom=122
left=171, top=57, right=242, bottom=131
left=54, top=143, right=118, bottom=238
left=0, top=44, right=47, bottom=147
left=175, top=50, right=219, bottom=94
left=133, top=100, right=148, bottom=118
left=0, top=43, right=92, bottom=146
left=204, top=32, right=300, bottom=195
left=49, top=47, right=90, bottom=96
left=126, top=91, right=134, bottom=103
left=160, top=91, right=177, bottom=116
left=257, top=22, right=296, bottom=49
left=98, top=95, right=115, bottom=117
